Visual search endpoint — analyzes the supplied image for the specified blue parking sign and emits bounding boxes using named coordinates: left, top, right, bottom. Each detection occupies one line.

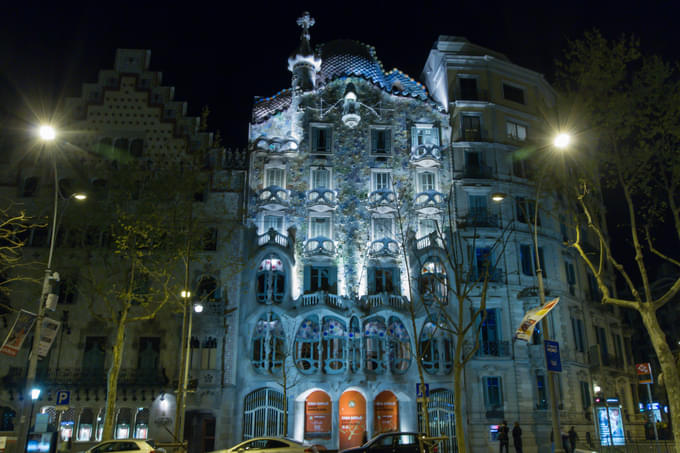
left=56, top=390, right=70, bottom=406
left=544, top=340, right=562, bottom=372
left=416, top=383, right=430, bottom=397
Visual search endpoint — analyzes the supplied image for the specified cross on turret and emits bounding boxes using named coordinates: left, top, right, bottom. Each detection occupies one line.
left=296, top=11, right=315, bottom=41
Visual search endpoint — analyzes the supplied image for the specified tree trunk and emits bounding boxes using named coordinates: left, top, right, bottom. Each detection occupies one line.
left=453, top=360, right=467, bottom=453
left=102, top=310, right=128, bottom=441
left=639, top=307, right=680, bottom=453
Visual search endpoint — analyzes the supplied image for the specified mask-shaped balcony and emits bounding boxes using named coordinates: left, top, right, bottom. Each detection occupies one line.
left=295, top=292, right=347, bottom=310
left=368, top=237, right=400, bottom=258
left=410, top=144, right=442, bottom=167
left=303, top=236, right=336, bottom=257
left=414, top=190, right=445, bottom=215
left=306, top=188, right=337, bottom=212
left=256, top=186, right=290, bottom=211
left=253, top=136, right=299, bottom=155
left=368, top=189, right=396, bottom=213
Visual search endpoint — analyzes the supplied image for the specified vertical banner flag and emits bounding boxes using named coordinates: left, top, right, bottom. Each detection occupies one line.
left=636, top=362, right=653, bottom=384
left=37, top=317, right=61, bottom=358
left=514, top=297, right=560, bottom=341
left=0, top=309, right=37, bottom=357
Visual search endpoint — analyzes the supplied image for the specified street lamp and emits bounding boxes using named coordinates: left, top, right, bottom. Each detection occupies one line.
left=492, top=133, right=571, bottom=453
left=26, top=387, right=41, bottom=447
left=173, top=291, right=203, bottom=451
left=16, top=125, right=85, bottom=453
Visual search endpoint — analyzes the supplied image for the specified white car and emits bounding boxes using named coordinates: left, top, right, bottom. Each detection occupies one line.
left=213, top=437, right=318, bottom=453
left=85, top=439, right=166, bottom=453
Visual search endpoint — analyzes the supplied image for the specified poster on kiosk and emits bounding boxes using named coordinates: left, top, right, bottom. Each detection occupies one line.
left=596, top=398, right=626, bottom=446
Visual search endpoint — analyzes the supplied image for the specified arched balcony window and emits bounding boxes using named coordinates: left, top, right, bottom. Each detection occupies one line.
left=420, top=315, right=453, bottom=374
left=419, top=258, right=448, bottom=304
left=256, top=255, right=286, bottom=304
left=364, top=318, right=387, bottom=373
left=252, top=312, right=285, bottom=373
left=348, top=316, right=361, bottom=373
left=197, top=276, right=219, bottom=301
left=322, top=317, right=346, bottom=374
left=294, top=317, right=320, bottom=374
left=388, top=317, right=411, bottom=373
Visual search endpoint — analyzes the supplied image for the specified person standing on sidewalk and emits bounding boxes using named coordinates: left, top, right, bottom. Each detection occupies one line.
left=498, top=420, right=510, bottom=453
left=568, top=427, right=578, bottom=453
left=512, top=422, right=522, bottom=453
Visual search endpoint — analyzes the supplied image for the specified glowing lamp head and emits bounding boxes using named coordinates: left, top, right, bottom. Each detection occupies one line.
left=38, top=125, right=56, bottom=141
left=554, top=133, right=571, bottom=149
left=594, top=385, right=601, bottom=393
left=73, top=193, right=87, bottom=201
left=180, top=290, right=191, bottom=299
left=30, top=388, right=41, bottom=400
left=491, top=192, right=507, bottom=202
left=193, top=302, right=204, bottom=314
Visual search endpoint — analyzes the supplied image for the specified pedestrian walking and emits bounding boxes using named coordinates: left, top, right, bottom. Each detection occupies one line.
left=568, top=427, right=578, bottom=453
left=498, top=420, right=510, bottom=453
left=512, top=422, right=522, bottom=453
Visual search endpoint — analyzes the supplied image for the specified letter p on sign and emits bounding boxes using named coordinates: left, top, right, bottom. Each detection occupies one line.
left=56, top=390, right=70, bottom=407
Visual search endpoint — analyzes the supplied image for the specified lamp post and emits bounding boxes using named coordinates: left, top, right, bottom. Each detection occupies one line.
left=16, top=126, right=85, bottom=453
left=173, top=291, right=203, bottom=452
left=492, top=133, right=570, bottom=453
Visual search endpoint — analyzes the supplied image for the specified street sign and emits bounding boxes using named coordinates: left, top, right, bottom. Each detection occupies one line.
left=544, top=340, right=562, bottom=372
left=55, top=390, right=70, bottom=409
left=636, top=362, right=653, bottom=384
left=416, top=383, right=430, bottom=398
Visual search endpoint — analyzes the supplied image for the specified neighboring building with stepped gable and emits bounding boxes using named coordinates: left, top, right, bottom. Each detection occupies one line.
left=0, top=49, right=247, bottom=453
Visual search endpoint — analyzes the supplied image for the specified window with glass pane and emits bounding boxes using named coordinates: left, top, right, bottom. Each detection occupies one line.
left=295, top=317, right=320, bottom=373
left=484, top=377, right=503, bottom=408
left=322, top=317, right=346, bottom=373
left=312, top=167, right=330, bottom=189
left=312, top=127, right=332, bottom=154
left=520, top=244, right=533, bottom=276
left=459, top=77, right=478, bottom=100
left=375, top=268, right=396, bottom=293
left=310, top=217, right=331, bottom=238
left=373, top=217, right=393, bottom=240
left=364, top=319, right=387, bottom=373
left=503, top=84, right=525, bottom=104
left=263, top=215, right=284, bottom=234
left=412, top=127, right=440, bottom=147
left=373, top=172, right=391, bottom=191
left=536, top=374, right=548, bottom=408
left=469, top=195, right=487, bottom=221
left=372, top=128, right=391, bottom=154
left=506, top=121, right=527, bottom=141
left=419, top=172, right=435, bottom=192
left=480, top=308, right=500, bottom=356
left=265, top=168, right=284, bottom=188
left=515, top=197, right=539, bottom=225
left=475, top=247, right=493, bottom=278
left=580, top=381, right=591, bottom=410
left=571, top=317, right=586, bottom=353
left=461, top=116, right=481, bottom=140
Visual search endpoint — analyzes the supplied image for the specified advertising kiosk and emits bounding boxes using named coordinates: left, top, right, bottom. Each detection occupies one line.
left=593, top=396, right=626, bottom=446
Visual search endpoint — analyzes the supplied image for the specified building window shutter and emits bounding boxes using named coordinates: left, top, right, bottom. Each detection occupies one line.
left=391, top=268, right=401, bottom=295
left=303, top=265, right=311, bottom=293
left=328, top=267, right=338, bottom=293
left=367, top=267, right=376, bottom=294
left=520, top=245, right=533, bottom=276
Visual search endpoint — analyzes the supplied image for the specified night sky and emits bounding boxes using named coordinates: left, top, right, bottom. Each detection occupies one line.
left=1, top=1, right=679, bottom=147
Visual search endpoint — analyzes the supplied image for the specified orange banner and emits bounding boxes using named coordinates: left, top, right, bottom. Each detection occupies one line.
left=339, top=390, right=366, bottom=450
left=374, top=391, right=398, bottom=434
left=305, top=391, right=332, bottom=437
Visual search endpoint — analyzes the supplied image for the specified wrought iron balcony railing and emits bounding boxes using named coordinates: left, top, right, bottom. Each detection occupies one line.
left=462, top=164, right=494, bottom=179
left=477, top=340, right=511, bottom=357
left=359, top=293, right=409, bottom=313
left=295, top=292, right=347, bottom=310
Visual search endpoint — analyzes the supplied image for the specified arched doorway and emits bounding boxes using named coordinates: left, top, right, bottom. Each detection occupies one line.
left=243, top=388, right=285, bottom=439
left=374, top=391, right=398, bottom=434
left=418, top=389, right=456, bottom=453
left=304, top=391, right=331, bottom=439
left=339, top=390, right=366, bottom=451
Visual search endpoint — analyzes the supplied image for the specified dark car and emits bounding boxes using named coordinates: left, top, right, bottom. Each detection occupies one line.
left=340, top=433, right=429, bottom=453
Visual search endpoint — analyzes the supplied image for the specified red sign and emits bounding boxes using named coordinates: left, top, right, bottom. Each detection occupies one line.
left=305, top=391, right=332, bottom=437
left=339, top=391, right=366, bottom=450
left=374, top=391, right=399, bottom=434
left=636, top=362, right=653, bottom=384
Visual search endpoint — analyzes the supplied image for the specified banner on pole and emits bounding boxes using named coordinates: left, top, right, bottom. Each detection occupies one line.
left=37, top=317, right=61, bottom=358
left=514, top=297, right=560, bottom=341
left=636, top=362, right=653, bottom=384
left=0, top=309, right=37, bottom=357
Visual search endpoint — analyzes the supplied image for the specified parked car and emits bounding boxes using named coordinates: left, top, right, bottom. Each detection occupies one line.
left=340, top=432, right=431, bottom=453
left=84, top=439, right=166, bottom=453
left=210, top=437, right=318, bottom=453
